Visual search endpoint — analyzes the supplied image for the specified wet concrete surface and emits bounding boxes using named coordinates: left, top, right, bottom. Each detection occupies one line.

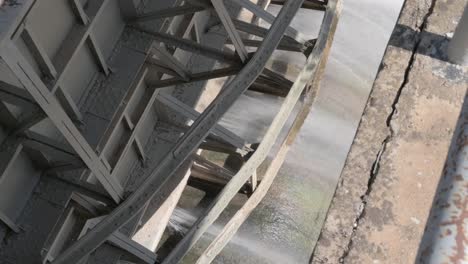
left=312, top=0, right=468, bottom=263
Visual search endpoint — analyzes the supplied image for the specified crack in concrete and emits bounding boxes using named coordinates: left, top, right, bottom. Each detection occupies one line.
left=337, top=1, right=437, bottom=262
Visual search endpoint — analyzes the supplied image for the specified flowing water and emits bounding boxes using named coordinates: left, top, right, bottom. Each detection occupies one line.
left=168, top=208, right=296, bottom=264
left=166, top=0, right=405, bottom=262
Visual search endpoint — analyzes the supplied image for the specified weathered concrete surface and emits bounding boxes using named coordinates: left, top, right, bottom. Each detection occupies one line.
left=312, top=0, right=468, bottom=263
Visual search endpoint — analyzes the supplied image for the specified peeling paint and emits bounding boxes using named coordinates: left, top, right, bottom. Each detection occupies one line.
left=417, top=99, right=468, bottom=264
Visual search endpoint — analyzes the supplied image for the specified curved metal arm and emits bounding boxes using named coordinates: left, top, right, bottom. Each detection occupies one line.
left=163, top=1, right=341, bottom=263
left=194, top=1, right=342, bottom=262
left=50, top=1, right=305, bottom=263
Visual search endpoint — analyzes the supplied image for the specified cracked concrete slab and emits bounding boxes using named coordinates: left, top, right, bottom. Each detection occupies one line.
left=311, top=0, right=468, bottom=263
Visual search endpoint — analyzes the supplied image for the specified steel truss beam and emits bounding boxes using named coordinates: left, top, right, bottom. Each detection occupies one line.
left=145, top=61, right=181, bottom=78
left=263, top=68, right=294, bottom=88
left=1, top=43, right=124, bottom=203
left=0, top=81, right=47, bottom=136
left=130, top=25, right=241, bottom=64
left=231, top=18, right=297, bottom=45
left=163, top=3, right=334, bottom=260
left=150, top=45, right=192, bottom=81
left=0, top=81, right=37, bottom=108
left=196, top=1, right=341, bottom=262
left=132, top=4, right=209, bottom=23
left=272, top=0, right=328, bottom=11
left=47, top=174, right=115, bottom=207
left=50, top=0, right=304, bottom=262
left=199, top=136, right=248, bottom=156
left=147, top=65, right=241, bottom=89
left=226, top=38, right=305, bottom=52
left=230, top=0, right=309, bottom=43
left=210, top=0, right=249, bottom=61
left=9, top=111, right=46, bottom=136
left=21, top=131, right=81, bottom=162
left=192, top=154, right=235, bottom=178
left=80, top=217, right=157, bottom=264
left=156, top=93, right=248, bottom=151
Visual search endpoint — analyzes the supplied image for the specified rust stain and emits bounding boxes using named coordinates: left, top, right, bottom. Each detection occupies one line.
left=440, top=194, right=468, bottom=263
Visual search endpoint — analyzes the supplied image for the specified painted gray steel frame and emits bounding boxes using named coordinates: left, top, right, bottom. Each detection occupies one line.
left=162, top=2, right=334, bottom=263
left=210, top=0, right=249, bottom=61
left=230, top=0, right=308, bottom=43
left=156, top=93, right=248, bottom=150
left=130, top=26, right=241, bottom=64
left=1, top=43, right=124, bottom=203
left=150, top=45, right=192, bottom=81
left=448, top=5, right=468, bottom=65
left=132, top=4, right=209, bottom=23
left=0, top=0, right=125, bottom=204
left=82, top=217, right=158, bottom=264
left=195, top=1, right=342, bottom=262
left=49, top=1, right=305, bottom=263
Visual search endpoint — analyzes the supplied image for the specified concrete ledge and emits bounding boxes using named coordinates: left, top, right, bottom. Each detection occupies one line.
left=312, top=0, right=468, bottom=263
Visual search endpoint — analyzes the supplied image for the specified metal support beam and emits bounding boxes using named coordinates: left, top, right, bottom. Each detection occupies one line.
left=230, top=0, right=308, bottom=43
left=263, top=68, right=294, bottom=88
left=156, top=93, right=248, bottom=150
left=195, top=2, right=341, bottom=259
left=109, top=232, right=158, bottom=264
left=132, top=4, right=208, bottom=23
left=0, top=141, right=22, bottom=232
left=130, top=25, right=241, bottom=64
left=0, top=210, right=20, bottom=233
left=150, top=45, right=191, bottom=81
left=199, top=137, right=240, bottom=155
left=80, top=217, right=157, bottom=264
left=148, top=65, right=241, bottom=89
left=71, top=193, right=111, bottom=217
left=55, top=87, right=84, bottom=123
left=9, top=111, right=46, bottom=136
left=22, top=23, right=58, bottom=79
left=47, top=174, right=115, bottom=207
left=145, top=60, right=181, bottom=77
left=1, top=43, right=124, bottom=203
left=50, top=1, right=303, bottom=262
left=0, top=84, right=36, bottom=111
left=164, top=1, right=339, bottom=261
left=231, top=18, right=302, bottom=47
left=189, top=154, right=240, bottom=193
left=46, top=162, right=85, bottom=173
left=87, top=34, right=110, bottom=76
left=271, top=0, right=327, bottom=11
left=448, top=5, right=468, bottom=65
left=21, top=131, right=81, bottom=163
left=192, top=154, right=235, bottom=178
left=0, top=81, right=36, bottom=107
left=210, top=0, right=249, bottom=61
left=188, top=162, right=252, bottom=195
left=69, top=0, right=90, bottom=25
left=226, top=38, right=304, bottom=52
left=132, top=165, right=192, bottom=252
left=0, top=102, right=17, bottom=128
left=249, top=75, right=291, bottom=97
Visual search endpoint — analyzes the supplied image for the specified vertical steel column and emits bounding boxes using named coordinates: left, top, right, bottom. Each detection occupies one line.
left=448, top=4, right=468, bottom=66
left=417, top=97, right=468, bottom=263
